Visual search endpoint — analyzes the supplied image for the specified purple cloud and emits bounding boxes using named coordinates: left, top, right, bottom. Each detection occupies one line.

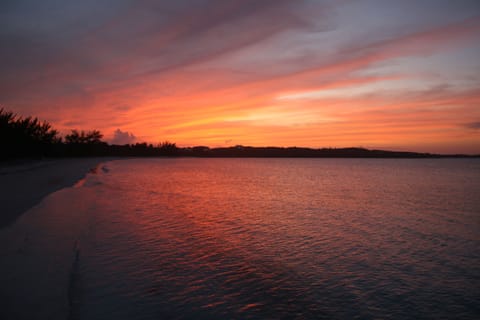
left=465, top=121, right=480, bottom=129
left=111, top=129, right=137, bottom=145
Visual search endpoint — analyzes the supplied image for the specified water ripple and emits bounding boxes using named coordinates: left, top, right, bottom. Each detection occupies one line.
left=66, top=159, right=480, bottom=319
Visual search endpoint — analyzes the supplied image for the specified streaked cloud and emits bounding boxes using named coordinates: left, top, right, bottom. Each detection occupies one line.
left=0, top=0, right=479, bottom=153
left=465, top=122, right=480, bottom=129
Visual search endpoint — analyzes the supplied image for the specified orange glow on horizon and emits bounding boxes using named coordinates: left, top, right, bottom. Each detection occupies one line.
left=2, top=3, right=480, bottom=154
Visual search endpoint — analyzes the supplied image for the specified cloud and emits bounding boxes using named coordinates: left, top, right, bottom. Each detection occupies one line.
left=63, top=120, right=84, bottom=127
left=465, top=121, right=480, bottom=129
left=0, top=0, right=318, bottom=115
left=1, top=1, right=480, bottom=153
left=111, top=129, right=137, bottom=145
left=114, top=105, right=132, bottom=111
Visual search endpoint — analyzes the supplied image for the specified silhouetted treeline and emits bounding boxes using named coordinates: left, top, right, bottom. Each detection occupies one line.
left=35, top=141, right=179, bottom=158
left=0, top=109, right=179, bottom=160
left=1, top=108, right=61, bottom=158
left=1, top=108, right=477, bottom=160
left=179, top=146, right=463, bottom=158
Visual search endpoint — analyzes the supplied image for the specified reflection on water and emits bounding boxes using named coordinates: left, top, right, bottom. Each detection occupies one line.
left=24, top=159, right=480, bottom=319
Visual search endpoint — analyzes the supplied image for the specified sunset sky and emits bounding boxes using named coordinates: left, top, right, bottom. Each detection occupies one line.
left=1, top=0, right=479, bottom=153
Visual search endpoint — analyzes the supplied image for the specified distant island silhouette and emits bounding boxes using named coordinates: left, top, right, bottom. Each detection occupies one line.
left=1, top=108, right=478, bottom=161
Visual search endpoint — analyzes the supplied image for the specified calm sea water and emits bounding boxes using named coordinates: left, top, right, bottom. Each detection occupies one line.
left=31, top=159, right=480, bottom=319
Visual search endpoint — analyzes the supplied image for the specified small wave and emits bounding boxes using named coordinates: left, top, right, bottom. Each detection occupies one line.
left=74, top=163, right=109, bottom=188
left=73, top=178, right=86, bottom=188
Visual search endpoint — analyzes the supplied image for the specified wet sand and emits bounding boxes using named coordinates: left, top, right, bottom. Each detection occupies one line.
left=0, top=158, right=118, bottom=320
left=0, top=158, right=114, bottom=229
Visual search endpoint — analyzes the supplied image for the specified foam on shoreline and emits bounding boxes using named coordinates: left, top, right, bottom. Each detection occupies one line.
left=0, top=158, right=116, bottom=229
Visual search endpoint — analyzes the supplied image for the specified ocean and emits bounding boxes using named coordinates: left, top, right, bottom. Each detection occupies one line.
left=2, top=158, right=480, bottom=319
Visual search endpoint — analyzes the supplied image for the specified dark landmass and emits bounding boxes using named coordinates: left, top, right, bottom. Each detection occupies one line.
left=3, top=139, right=479, bottom=160
left=179, top=145, right=479, bottom=158
left=1, top=108, right=478, bottom=161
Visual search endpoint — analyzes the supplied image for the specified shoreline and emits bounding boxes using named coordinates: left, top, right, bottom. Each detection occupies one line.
left=0, top=157, right=118, bottom=229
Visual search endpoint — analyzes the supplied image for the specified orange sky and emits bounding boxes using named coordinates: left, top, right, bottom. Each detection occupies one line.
left=1, top=1, right=480, bottom=153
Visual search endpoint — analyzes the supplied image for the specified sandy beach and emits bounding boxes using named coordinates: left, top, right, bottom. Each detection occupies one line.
left=0, top=157, right=117, bottom=320
left=0, top=158, right=114, bottom=229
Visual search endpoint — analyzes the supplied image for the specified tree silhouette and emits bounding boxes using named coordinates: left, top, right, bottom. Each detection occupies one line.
left=158, top=141, right=178, bottom=155
left=1, top=108, right=60, bottom=158
left=65, top=130, right=103, bottom=144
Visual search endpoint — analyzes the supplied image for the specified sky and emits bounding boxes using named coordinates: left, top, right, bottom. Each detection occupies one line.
left=1, top=0, right=479, bottom=154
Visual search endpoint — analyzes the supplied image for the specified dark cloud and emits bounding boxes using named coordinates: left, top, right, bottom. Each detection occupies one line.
left=465, top=121, right=480, bottom=129
left=84, top=0, right=313, bottom=78
left=0, top=0, right=319, bottom=111
left=114, top=105, right=132, bottom=111
left=63, top=120, right=84, bottom=127
left=111, top=129, right=137, bottom=145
